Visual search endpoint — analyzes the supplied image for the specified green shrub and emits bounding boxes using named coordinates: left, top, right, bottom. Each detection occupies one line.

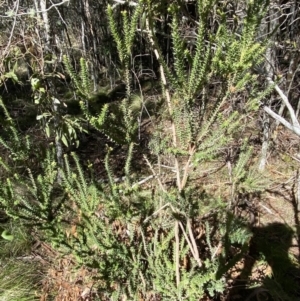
left=0, top=0, right=272, bottom=299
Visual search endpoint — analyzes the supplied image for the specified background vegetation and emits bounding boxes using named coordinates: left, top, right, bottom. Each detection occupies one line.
left=0, top=0, right=300, bottom=300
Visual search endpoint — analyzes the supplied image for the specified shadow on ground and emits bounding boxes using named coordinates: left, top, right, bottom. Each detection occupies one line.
left=225, top=222, right=300, bottom=301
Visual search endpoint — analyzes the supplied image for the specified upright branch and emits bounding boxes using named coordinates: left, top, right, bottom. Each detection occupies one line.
left=263, top=78, right=300, bottom=137
left=144, top=14, right=181, bottom=190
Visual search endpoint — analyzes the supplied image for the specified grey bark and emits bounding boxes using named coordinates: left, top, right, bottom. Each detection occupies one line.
left=39, top=0, right=64, bottom=181
left=258, top=5, right=278, bottom=171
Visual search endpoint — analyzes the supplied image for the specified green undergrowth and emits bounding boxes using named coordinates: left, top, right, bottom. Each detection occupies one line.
left=0, top=0, right=294, bottom=300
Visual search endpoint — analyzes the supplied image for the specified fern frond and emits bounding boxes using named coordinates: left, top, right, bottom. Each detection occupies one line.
left=107, top=5, right=125, bottom=63
left=80, top=57, right=91, bottom=95
left=27, top=168, right=38, bottom=198
left=124, top=142, right=134, bottom=184
left=104, top=147, right=117, bottom=197
left=172, top=103, right=193, bottom=148
left=170, top=5, right=186, bottom=88
left=63, top=55, right=81, bottom=92
left=188, top=26, right=210, bottom=99
left=0, top=97, right=14, bottom=124
left=71, top=152, right=88, bottom=197
left=63, top=55, right=92, bottom=100
left=196, top=98, right=231, bottom=144
left=232, top=141, right=253, bottom=185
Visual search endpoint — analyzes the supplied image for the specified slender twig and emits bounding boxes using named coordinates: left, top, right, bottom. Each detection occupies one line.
left=179, top=221, right=202, bottom=267
left=264, top=77, right=300, bottom=137
left=263, top=106, right=300, bottom=136
left=187, top=218, right=202, bottom=267
left=258, top=202, right=274, bottom=215
left=143, top=203, right=170, bottom=224
left=267, top=78, right=300, bottom=127
left=50, top=0, right=68, bottom=27
left=0, top=0, right=69, bottom=18
left=139, top=270, right=146, bottom=289
left=145, top=17, right=181, bottom=190
left=144, top=155, right=166, bottom=192
left=140, top=228, right=150, bottom=257
left=175, top=221, right=180, bottom=288
left=181, top=147, right=195, bottom=190
left=3, top=0, right=19, bottom=57
left=211, top=242, right=222, bottom=260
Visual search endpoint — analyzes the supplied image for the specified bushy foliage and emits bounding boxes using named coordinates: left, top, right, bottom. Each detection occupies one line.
left=0, top=0, right=275, bottom=299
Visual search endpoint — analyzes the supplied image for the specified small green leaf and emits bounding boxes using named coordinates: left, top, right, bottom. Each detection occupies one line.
left=53, top=98, right=60, bottom=104
left=34, top=96, right=40, bottom=104
left=5, top=71, right=19, bottom=83
left=61, top=135, right=69, bottom=147
left=36, top=115, right=44, bottom=120
left=45, top=125, right=50, bottom=137
left=1, top=230, right=14, bottom=241
left=31, top=78, right=40, bottom=90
